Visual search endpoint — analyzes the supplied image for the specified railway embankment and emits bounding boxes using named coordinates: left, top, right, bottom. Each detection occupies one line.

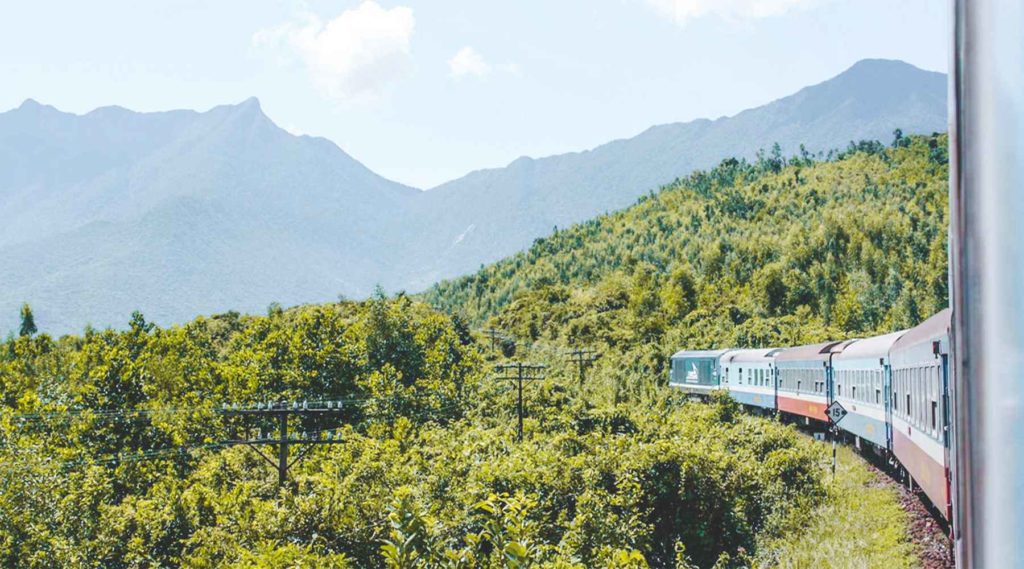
left=754, top=444, right=934, bottom=568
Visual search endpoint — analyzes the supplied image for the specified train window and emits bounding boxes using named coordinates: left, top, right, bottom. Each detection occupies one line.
left=917, top=369, right=924, bottom=427
left=912, top=369, right=918, bottom=426
left=931, top=400, right=937, bottom=434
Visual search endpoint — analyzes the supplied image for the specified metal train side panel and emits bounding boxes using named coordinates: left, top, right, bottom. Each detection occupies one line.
left=774, top=341, right=844, bottom=423
left=832, top=331, right=906, bottom=450
left=721, top=348, right=781, bottom=411
left=889, top=309, right=953, bottom=521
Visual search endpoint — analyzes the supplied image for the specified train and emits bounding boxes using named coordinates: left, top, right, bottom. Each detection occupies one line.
left=668, top=308, right=956, bottom=523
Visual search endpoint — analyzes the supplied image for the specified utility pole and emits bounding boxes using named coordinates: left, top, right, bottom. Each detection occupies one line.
left=220, top=400, right=347, bottom=487
left=482, top=328, right=504, bottom=354
left=566, top=347, right=599, bottom=387
left=494, top=362, right=546, bottom=441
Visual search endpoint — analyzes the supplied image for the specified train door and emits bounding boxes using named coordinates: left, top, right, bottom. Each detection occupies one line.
left=825, top=360, right=835, bottom=403
left=884, top=363, right=893, bottom=452
left=941, top=350, right=954, bottom=523
left=772, top=365, right=779, bottom=416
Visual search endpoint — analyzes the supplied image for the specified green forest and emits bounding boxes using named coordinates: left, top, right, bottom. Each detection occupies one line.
left=0, top=134, right=948, bottom=568
left=425, top=133, right=949, bottom=379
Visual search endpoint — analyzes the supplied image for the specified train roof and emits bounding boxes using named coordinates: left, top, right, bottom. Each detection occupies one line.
left=670, top=349, right=732, bottom=359
left=890, top=308, right=952, bottom=355
left=725, top=348, right=784, bottom=363
left=773, top=340, right=846, bottom=362
left=833, top=330, right=907, bottom=361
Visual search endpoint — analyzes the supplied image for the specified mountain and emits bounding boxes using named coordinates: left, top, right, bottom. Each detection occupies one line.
left=0, top=59, right=947, bottom=335
left=402, top=59, right=947, bottom=288
left=424, top=134, right=950, bottom=365
left=0, top=98, right=417, bottom=334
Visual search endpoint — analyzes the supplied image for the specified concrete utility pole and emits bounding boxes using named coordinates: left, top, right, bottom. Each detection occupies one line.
left=219, top=401, right=347, bottom=487
left=482, top=328, right=504, bottom=354
left=566, top=347, right=599, bottom=387
left=494, top=362, right=546, bottom=441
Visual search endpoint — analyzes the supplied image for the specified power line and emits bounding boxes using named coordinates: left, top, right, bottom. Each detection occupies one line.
left=2, top=395, right=388, bottom=425
left=219, top=400, right=348, bottom=487
left=479, top=327, right=509, bottom=354
left=565, top=347, right=599, bottom=387
left=493, top=362, right=546, bottom=442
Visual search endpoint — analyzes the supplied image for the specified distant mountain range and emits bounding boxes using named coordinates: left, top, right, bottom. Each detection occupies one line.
left=0, top=59, right=947, bottom=335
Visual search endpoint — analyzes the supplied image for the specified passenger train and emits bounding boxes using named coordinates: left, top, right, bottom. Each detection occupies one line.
left=669, top=308, right=955, bottom=523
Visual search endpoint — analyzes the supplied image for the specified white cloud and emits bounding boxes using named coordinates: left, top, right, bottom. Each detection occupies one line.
left=448, top=46, right=491, bottom=78
left=253, top=2, right=415, bottom=103
left=646, top=0, right=819, bottom=26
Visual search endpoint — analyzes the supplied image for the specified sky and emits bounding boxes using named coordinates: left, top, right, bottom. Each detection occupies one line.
left=0, top=0, right=949, bottom=189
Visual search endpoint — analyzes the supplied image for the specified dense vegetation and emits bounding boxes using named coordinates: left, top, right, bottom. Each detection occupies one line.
left=425, top=133, right=949, bottom=377
left=755, top=446, right=917, bottom=568
left=0, top=134, right=947, bottom=567
left=0, top=300, right=826, bottom=568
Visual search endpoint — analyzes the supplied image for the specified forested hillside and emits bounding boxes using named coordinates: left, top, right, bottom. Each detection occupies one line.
left=0, top=298, right=830, bottom=568
left=0, top=135, right=946, bottom=568
left=424, top=133, right=949, bottom=376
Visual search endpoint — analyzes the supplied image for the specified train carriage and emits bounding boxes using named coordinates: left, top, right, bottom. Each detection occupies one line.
left=722, top=348, right=782, bottom=411
left=832, top=330, right=906, bottom=450
left=775, top=341, right=851, bottom=423
left=889, top=308, right=953, bottom=521
left=668, top=349, right=731, bottom=396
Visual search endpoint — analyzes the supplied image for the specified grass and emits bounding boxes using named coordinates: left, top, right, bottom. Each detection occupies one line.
left=753, top=444, right=919, bottom=569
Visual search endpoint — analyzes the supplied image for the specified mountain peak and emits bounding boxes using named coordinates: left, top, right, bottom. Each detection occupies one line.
left=235, top=97, right=263, bottom=114
left=836, top=58, right=941, bottom=81
left=15, top=98, right=60, bottom=114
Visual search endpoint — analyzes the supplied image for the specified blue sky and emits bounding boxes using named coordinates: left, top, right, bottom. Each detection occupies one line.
left=0, top=0, right=948, bottom=188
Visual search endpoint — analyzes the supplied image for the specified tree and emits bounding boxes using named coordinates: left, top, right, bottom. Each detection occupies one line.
left=18, top=303, right=36, bottom=337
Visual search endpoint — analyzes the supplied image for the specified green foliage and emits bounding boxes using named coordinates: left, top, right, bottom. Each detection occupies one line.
left=0, top=136, right=941, bottom=568
left=0, top=297, right=830, bottom=568
left=753, top=446, right=917, bottom=568
left=424, top=135, right=949, bottom=379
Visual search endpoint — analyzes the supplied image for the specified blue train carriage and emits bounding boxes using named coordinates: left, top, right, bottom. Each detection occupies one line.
left=668, top=349, right=732, bottom=397
left=831, top=330, right=907, bottom=452
left=889, top=308, right=953, bottom=522
left=721, top=348, right=784, bottom=412
left=775, top=340, right=853, bottom=424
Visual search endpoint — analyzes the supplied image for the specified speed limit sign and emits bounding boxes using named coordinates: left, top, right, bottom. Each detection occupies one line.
left=826, top=401, right=848, bottom=425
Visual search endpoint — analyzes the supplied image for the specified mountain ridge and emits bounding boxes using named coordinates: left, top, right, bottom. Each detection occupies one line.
left=1, top=59, right=948, bottom=335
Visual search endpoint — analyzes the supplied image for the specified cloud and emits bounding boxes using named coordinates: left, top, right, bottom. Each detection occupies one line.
left=253, top=2, right=415, bottom=102
left=448, top=46, right=491, bottom=78
left=645, top=0, right=819, bottom=26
